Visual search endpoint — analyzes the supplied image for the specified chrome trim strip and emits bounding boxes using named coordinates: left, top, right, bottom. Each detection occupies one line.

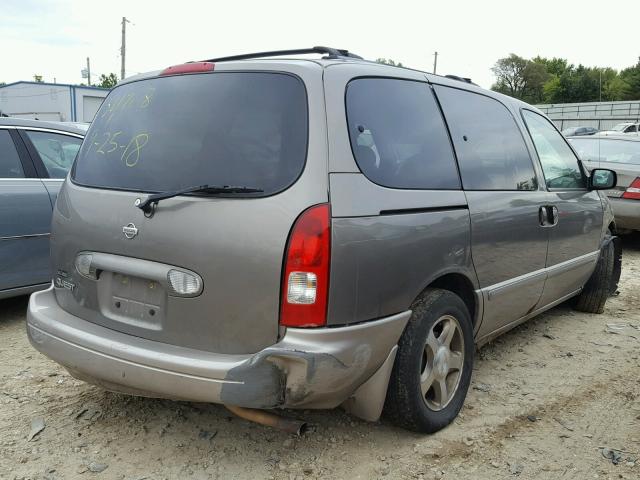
left=546, top=250, right=599, bottom=277
left=484, top=250, right=599, bottom=300
left=0, top=233, right=50, bottom=241
left=486, top=269, right=547, bottom=300
left=0, top=125, right=84, bottom=139
left=0, top=178, right=46, bottom=182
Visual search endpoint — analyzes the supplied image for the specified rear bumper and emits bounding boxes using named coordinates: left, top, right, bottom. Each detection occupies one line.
left=609, top=197, right=640, bottom=231
left=27, top=286, right=410, bottom=413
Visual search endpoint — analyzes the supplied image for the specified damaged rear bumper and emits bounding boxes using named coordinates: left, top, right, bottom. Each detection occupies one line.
left=27, top=286, right=410, bottom=419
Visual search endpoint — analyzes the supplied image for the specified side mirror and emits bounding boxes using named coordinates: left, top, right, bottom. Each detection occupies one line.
left=589, top=168, right=617, bottom=190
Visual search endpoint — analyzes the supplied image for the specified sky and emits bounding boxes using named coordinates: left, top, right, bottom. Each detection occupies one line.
left=1, top=0, right=639, bottom=89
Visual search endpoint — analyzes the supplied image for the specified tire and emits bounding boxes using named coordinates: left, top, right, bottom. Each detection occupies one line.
left=574, top=234, right=614, bottom=314
left=384, top=288, right=474, bottom=433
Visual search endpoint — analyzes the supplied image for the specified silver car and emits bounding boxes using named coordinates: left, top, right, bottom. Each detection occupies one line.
left=569, top=134, right=640, bottom=232
left=27, top=47, right=621, bottom=433
left=0, top=118, right=84, bottom=299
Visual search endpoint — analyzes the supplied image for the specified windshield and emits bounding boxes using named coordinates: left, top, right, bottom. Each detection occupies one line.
left=611, top=124, right=629, bottom=132
left=569, top=138, right=640, bottom=165
left=72, top=72, right=308, bottom=195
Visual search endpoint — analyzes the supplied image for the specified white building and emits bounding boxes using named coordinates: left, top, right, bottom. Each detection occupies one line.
left=0, top=81, right=110, bottom=123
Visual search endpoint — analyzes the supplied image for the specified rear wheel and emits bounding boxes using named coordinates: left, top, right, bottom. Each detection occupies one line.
left=384, top=289, right=474, bottom=433
left=574, top=233, right=615, bottom=314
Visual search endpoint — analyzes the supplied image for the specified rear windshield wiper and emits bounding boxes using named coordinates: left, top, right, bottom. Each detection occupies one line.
left=136, top=184, right=263, bottom=214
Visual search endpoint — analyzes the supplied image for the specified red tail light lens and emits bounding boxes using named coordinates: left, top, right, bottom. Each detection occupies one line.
left=622, top=177, right=640, bottom=200
left=280, top=204, right=331, bottom=328
left=159, top=62, right=215, bottom=76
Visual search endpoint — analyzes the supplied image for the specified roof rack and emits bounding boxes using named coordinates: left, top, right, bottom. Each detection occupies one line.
left=444, top=75, right=478, bottom=86
left=202, top=46, right=363, bottom=63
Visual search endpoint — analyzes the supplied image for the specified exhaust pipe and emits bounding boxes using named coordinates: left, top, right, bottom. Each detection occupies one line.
left=225, top=405, right=308, bottom=435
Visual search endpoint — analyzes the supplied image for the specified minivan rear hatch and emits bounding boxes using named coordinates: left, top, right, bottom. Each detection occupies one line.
left=51, top=65, right=328, bottom=354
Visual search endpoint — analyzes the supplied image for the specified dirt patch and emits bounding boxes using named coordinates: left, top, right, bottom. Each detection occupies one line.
left=1, top=234, right=639, bottom=480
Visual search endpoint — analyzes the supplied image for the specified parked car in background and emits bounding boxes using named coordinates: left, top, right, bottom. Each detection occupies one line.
left=561, top=126, right=598, bottom=137
left=599, top=122, right=640, bottom=135
left=27, top=47, right=620, bottom=434
left=569, top=134, right=640, bottom=232
left=0, top=118, right=84, bottom=299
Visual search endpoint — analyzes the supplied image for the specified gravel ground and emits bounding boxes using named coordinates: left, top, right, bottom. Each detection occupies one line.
left=1, top=234, right=639, bottom=480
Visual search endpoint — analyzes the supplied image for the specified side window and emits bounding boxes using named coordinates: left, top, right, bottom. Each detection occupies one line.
left=522, top=110, right=586, bottom=189
left=0, top=130, right=25, bottom=178
left=434, top=86, right=537, bottom=191
left=625, top=125, right=637, bottom=133
left=345, top=78, right=460, bottom=189
left=24, top=130, right=82, bottom=179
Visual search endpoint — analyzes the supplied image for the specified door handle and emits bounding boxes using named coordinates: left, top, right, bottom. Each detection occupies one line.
left=539, top=206, right=559, bottom=227
left=539, top=206, right=549, bottom=226
left=549, top=206, right=559, bottom=226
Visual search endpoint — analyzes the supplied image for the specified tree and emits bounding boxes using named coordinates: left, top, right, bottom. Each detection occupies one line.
left=97, top=73, right=118, bottom=89
left=603, top=76, right=631, bottom=101
left=492, top=54, right=640, bottom=103
left=491, top=54, right=528, bottom=98
left=532, top=56, right=569, bottom=77
left=620, top=59, right=640, bottom=100
left=491, top=54, right=548, bottom=103
left=34, top=75, right=43, bottom=83
left=376, top=58, right=404, bottom=67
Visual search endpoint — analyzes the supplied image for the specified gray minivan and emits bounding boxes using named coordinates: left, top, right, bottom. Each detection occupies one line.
left=27, top=47, right=621, bottom=433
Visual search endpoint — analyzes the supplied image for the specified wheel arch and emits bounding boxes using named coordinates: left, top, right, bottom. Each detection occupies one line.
left=415, top=272, right=479, bottom=329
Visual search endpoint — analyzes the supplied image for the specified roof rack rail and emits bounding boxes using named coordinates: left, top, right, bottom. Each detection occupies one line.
left=445, top=75, right=478, bottom=86
left=202, top=46, right=363, bottom=63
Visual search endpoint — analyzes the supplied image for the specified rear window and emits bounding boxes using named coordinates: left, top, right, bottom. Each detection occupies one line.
left=73, top=72, right=308, bottom=195
left=569, top=137, right=640, bottom=165
left=345, top=78, right=460, bottom=190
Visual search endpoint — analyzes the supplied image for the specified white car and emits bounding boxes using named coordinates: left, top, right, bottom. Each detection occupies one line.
left=600, top=122, right=640, bottom=136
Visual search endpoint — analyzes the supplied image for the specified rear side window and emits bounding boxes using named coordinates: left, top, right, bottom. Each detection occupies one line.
left=0, top=130, right=24, bottom=178
left=435, top=86, right=537, bottom=191
left=73, top=72, right=308, bottom=195
left=345, top=78, right=460, bottom=190
left=570, top=137, right=640, bottom=165
left=25, top=130, right=82, bottom=178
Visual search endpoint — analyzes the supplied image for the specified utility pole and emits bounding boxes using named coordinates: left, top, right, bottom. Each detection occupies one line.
left=599, top=69, right=602, bottom=102
left=86, top=57, right=91, bottom=86
left=433, top=51, right=438, bottom=75
left=120, top=17, right=129, bottom=80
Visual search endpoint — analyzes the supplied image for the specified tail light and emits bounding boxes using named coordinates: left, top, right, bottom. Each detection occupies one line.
left=280, top=204, right=331, bottom=327
left=622, top=177, right=640, bottom=200
left=160, top=62, right=215, bottom=76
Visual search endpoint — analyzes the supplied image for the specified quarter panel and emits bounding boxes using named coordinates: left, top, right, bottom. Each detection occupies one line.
left=327, top=206, right=474, bottom=325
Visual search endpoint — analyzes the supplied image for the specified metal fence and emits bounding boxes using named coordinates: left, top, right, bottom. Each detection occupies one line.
left=535, top=100, right=640, bottom=130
